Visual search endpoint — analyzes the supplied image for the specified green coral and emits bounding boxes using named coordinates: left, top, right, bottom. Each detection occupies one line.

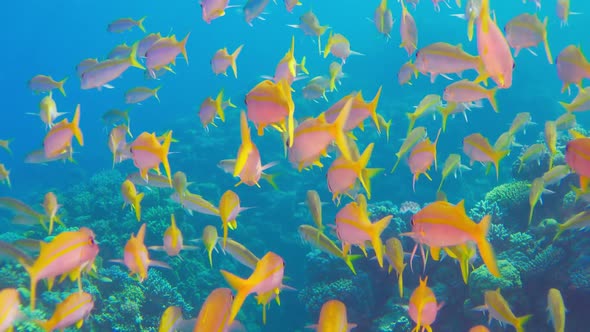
left=468, top=259, right=522, bottom=302
left=484, top=181, right=529, bottom=211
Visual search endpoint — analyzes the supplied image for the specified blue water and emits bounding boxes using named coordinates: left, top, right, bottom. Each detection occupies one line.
left=1, top=0, right=590, bottom=331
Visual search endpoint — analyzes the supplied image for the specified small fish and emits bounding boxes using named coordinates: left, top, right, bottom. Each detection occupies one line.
left=438, top=153, right=470, bottom=191
left=171, top=192, right=220, bottom=216
left=43, top=105, right=83, bottom=159
left=284, top=0, right=301, bottom=13
left=125, top=86, right=161, bottom=104
left=200, top=0, right=232, bottom=24
left=202, top=225, right=220, bottom=267
left=383, top=237, right=407, bottom=297
left=324, top=87, right=382, bottom=133
left=504, top=13, right=552, bottom=64
left=542, top=165, right=570, bottom=187
left=398, top=60, right=419, bottom=86
left=547, top=288, right=566, bottom=332
left=28, top=75, right=67, bottom=96
left=220, top=252, right=285, bottom=324
left=529, top=177, right=552, bottom=224
left=219, top=190, right=249, bottom=248
left=269, top=36, right=308, bottom=86
left=554, top=210, right=590, bottom=240
left=391, top=126, right=427, bottom=173
left=323, top=32, right=362, bottom=64
left=0, top=288, right=21, bottom=332
left=194, top=288, right=239, bottom=331
left=305, top=190, right=324, bottom=232
left=158, top=306, right=186, bottom=332
left=556, top=45, right=590, bottom=94
left=406, top=94, right=441, bottom=135
left=102, top=109, right=130, bottom=127
left=443, top=243, right=477, bottom=284
left=24, top=147, right=73, bottom=164
left=107, top=17, right=146, bottom=33
left=199, top=89, right=236, bottom=130
left=518, top=143, right=546, bottom=173
left=33, top=93, right=66, bottom=129
left=211, top=45, right=244, bottom=78
left=415, top=42, right=486, bottom=83
left=223, top=238, right=260, bottom=270
left=476, top=0, right=514, bottom=88
left=299, top=224, right=360, bottom=275
left=110, top=223, right=170, bottom=282
left=302, top=76, right=330, bottom=101
left=149, top=214, right=197, bottom=257
left=81, top=42, right=144, bottom=90
left=377, top=114, right=392, bottom=142
left=145, top=33, right=190, bottom=75
left=463, top=133, right=508, bottom=179
left=137, top=33, right=162, bottom=57
left=108, top=125, right=132, bottom=167
left=559, top=86, right=590, bottom=112
left=508, top=112, right=533, bottom=136
left=408, top=129, right=441, bottom=192
left=108, top=43, right=132, bottom=59
left=545, top=121, right=558, bottom=169
left=443, top=79, right=498, bottom=112
left=245, top=80, right=295, bottom=139
left=475, top=289, right=532, bottom=332
left=374, top=0, right=394, bottom=38
left=244, top=0, right=271, bottom=26
left=42, top=192, right=63, bottom=235
left=306, top=300, right=357, bottom=331
left=35, top=292, right=94, bottom=331
left=287, top=11, right=329, bottom=55
left=400, top=0, right=418, bottom=56
left=556, top=0, right=580, bottom=27
left=0, top=228, right=99, bottom=309
left=129, top=131, right=173, bottom=185
left=408, top=277, right=442, bottom=332
left=0, top=164, right=10, bottom=188
left=335, top=194, right=391, bottom=268
left=121, top=179, right=144, bottom=222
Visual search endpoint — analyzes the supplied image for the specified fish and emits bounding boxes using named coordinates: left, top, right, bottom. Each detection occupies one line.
left=223, top=238, right=260, bottom=270
left=81, top=42, right=145, bottom=89
left=127, top=172, right=171, bottom=189
left=145, top=33, right=190, bottom=75
left=554, top=210, right=590, bottom=240
left=211, top=45, right=244, bottom=78
left=299, top=224, right=360, bottom=275
left=35, top=292, right=94, bottom=331
left=24, top=147, right=74, bottom=164
left=219, top=190, right=249, bottom=248
left=125, top=86, right=161, bottom=104
left=137, top=33, right=162, bottom=57
left=306, top=300, right=357, bottom=331
left=545, top=121, right=558, bottom=169
left=305, top=190, right=324, bottom=233
left=323, top=32, right=363, bottom=64
left=201, top=225, right=220, bottom=267
left=109, top=125, right=132, bottom=167
left=28, top=75, right=67, bottom=96
left=199, top=89, right=236, bottom=130
left=107, top=17, right=146, bottom=33
left=324, top=87, right=382, bottom=133
left=200, top=0, right=232, bottom=24
left=400, top=0, right=418, bottom=56
left=391, top=126, right=427, bottom=173
left=373, top=0, right=394, bottom=38
left=0, top=197, right=47, bottom=230
left=398, top=60, right=419, bottom=85
left=443, top=79, right=498, bottom=112
left=542, top=165, right=570, bottom=187
left=517, top=143, right=546, bottom=173
left=335, top=194, right=391, bottom=268
left=171, top=192, right=220, bottom=216
left=463, top=133, right=508, bottom=179
left=443, top=243, right=477, bottom=284
left=220, top=251, right=285, bottom=324
left=408, top=277, right=442, bottom=332
left=284, top=0, right=301, bottom=12
left=268, top=36, right=309, bottom=86
left=287, top=11, right=330, bottom=55
left=76, top=58, right=98, bottom=77
left=528, top=177, right=553, bottom=225
left=438, top=153, right=470, bottom=191
left=408, top=129, right=441, bottom=192
left=244, top=0, right=270, bottom=26
left=415, top=42, right=486, bottom=83
left=508, top=112, right=534, bottom=136
left=556, top=45, right=590, bottom=94
left=403, top=200, right=500, bottom=277
left=129, top=131, right=173, bottom=185
left=108, top=43, right=132, bottom=59
left=42, top=192, right=63, bottom=235
left=102, top=109, right=130, bottom=128
left=193, top=288, right=239, bottom=331
left=504, top=13, right=552, bottom=64
left=158, top=306, right=187, bottom=332
left=302, top=76, right=330, bottom=101
left=149, top=214, right=197, bottom=257
left=0, top=227, right=99, bottom=309
left=172, top=171, right=191, bottom=202
left=43, top=104, right=83, bottom=158
left=406, top=94, right=441, bottom=135
left=475, top=0, right=514, bottom=88
left=377, top=114, right=392, bottom=142
left=547, top=288, right=566, bottom=332
left=559, top=86, right=590, bottom=112
left=475, top=289, right=532, bottom=332
left=110, top=223, right=170, bottom=282
left=121, top=179, right=144, bottom=222
left=32, top=93, right=66, bottom=129
left=469, top=325, right=490, bottom=332
left=0, top=164, right=10, bottom=188
left=245, top=80, right=295, bottom=140
left=0, top=288, right=21, bottom=332
left=383, top=237, right=407, bottom=297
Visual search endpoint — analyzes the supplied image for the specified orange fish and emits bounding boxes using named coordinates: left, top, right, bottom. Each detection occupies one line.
left=566, top=133, right=590, bottom=190
left=219, top=190, right=249, bottom=248
left=408, top=129, right=441, bottom=192
left=211, top=45, right=244, bottom=78
left=148, top=214, right=197, bottom=257
left=111, top=223, right=170, bottom=282
left=323, top=87, right=382, bottom=132
left=246, top=79, right=295, bottom=141
left=0, top=164, right=10, bottom=189
left=121, top=179, right=144, bottom=221
left=221, top=251, right=285, bottom=324
left=129, top=131, right=173, bottom=185
left=0, top=288, right=21, bottom=332
left=476, top=0, right=514, bottom=88
left=408, top=277, right=442, bottom=332
left=43, top=105, right=83, bottom=158
left=306, top=300, right=357, bottom=331
left=35, top=292, right=94, bottom=331
left=404, top=200, right=500, bottom=277
left=201, top=225, right=220, bottom=267
left=193, top=288, right=240, bottom=332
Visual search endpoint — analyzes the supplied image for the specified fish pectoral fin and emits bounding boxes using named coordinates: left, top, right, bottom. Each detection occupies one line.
left=430, top=246, right=441, bottom=261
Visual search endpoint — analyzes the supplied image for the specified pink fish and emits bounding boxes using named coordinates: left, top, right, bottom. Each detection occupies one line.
left=108, top=125, right=132, bottom=167
left=112, top=223, right=170, bottom=282
left=398, top=61, right=419, bottom=85
left=0, top=288, right=21, bottom=331
left=374, top=0, right=394, bottom=38
left=504, top=14, right=552, bottom=64
left=211, top=45, right=244, bottom=78
left=408, top=129, right=441, bottom=191
left=221, top=252, right=285, bottom=324
left=43, top=105, right=83, bottom=158
left=28, top=75, right=67, bottom=96
left=25, top=147, right=73, bottom=164
left=137, top=33, right=162, bottom=57
left=81, top=42, right=144, bottom=89
left=476, top=0, right=514, bottom=88
left=199, top=89, right=236, bottom=130
left=129, top=131, right=173, bottom=184
left=556, top=45, right=590, bottom=94
left=36, top=292, right=94, bottom=331
left=443, top=79, right=498, bottom=112
left=244, top=0, right=270, bottom=26
left=323, top=87, right=382, bottom=132
left=194, top=288, right=237, bottom=331
left=107, top=17, right=146, bottom=33
left=245, top=79, right=295, bottom=138
left=284, top=0, right=300, bottom=13
left=408, top=277, right=442, bottom=332
left=323, top=32, right=361, bottom=64
left=76, top=59, right=98, bottom=78
left=400, top=0, right=418, bottom=56
left=566, top=136, right=590, bottom=178
left=270, top=36, right=308, bottom=86
left=149, top=214, right=197, bottom=257
left=145, top=33, right=190, bottom=74
left=201, top=0, right=231, bottom=23
left=463, top=133, right=508, bottom=179
left=415, top=42, right=486, bottom=83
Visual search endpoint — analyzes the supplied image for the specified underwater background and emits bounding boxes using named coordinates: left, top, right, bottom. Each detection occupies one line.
left=1, top=0, right=590, bottom=331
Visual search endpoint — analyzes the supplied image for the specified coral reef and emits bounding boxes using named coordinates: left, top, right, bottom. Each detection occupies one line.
left=468, top=260, right=522, bottom=302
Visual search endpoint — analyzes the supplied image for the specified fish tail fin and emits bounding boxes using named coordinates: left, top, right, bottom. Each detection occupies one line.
left=441, top=111, right=449, bottom=132
left=391, top=154, right=402, bottom=173
left=223, top=219, right=229, bottom=249
left=476, top=215, right=500, bottom=277
left=343, top=254, right=362, bottom=275
left=58, top=77, right=68, bottom=97
left=322, top=30, right=333, bottom=58
left=261, top=173, right=279, bottom=190
left=134, top=192, right=145, bottom=221
left=368, top=86, right=382, bottom=133
left=153, top=86, right=162, bottom=103
left=437, top=176, right=445, bottom=192
left=356, top=143, right=375, bottom=190
left=371, top=216, right=392, bottom=268
left=180, top=32, right=191, bottom=65
left=215, top=89, right=227, bottom=122
left=492, top=149, right=509, bottom=180
left=459, top=257, right=470, bottom=284
left=382, top=118, right=392, bottom=142
left=406, top=112, right=417, bottom=135
left=231, top=45, right=244, bottom=79
left=234, top=112, right=253, bottom=177
left=128, top=41, right=145, bottom=70
left=299, top=55, right=309, bottom=75
left=515, top=314, right=533, bottom=332
left=553, top=223, right=565, bottom=241
left=558, top=101, right=571, bottom=112
left=542, top=17, right=553, bottom=64
left=137, top=16, right=147, bottom=32
left=467, top=15, right=475, bottom=41
left=160, top=131, right=173, bottom=186
left=208, top=247, right=214, bottom=267
left=71, top=105, right=84, bottom=146
left=220, top=269, right=249, bottom=323
left=432, top=128, right=442, bottom=171
left=330, top=98, right=353, bottom=161
left=528, top=202, right=535, bottom=225
left=488, top=87, right=499, bottom=112
left=397, top=264, right=406, bottom=297
left=361, top=168, right=383, bottom=200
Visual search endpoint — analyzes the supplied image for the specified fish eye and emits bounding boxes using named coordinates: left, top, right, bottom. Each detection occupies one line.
left=410, top=217, right=415, bottom=226
left=512, top=62, right=516, bottom=70
left=89, top=237, right=95, bottom=245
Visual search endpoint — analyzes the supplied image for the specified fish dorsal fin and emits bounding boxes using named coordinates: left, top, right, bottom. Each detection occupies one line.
left=456, top=199, right=466, bottom=212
